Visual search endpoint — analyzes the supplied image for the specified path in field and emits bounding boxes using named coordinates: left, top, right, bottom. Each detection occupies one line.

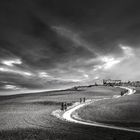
left=52, top=87, right=140, bottom=133
left=0, top=86, right=121, bottom=130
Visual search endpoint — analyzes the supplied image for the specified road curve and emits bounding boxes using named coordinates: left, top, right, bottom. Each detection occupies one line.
left=52, top=86, right=140, bottom=133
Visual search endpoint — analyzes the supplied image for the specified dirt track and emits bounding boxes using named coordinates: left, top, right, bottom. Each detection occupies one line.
left=53, top=87, right=140, bottom=133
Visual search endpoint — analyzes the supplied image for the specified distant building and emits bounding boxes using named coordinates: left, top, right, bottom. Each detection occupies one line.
left=125, top=81, right=140, bottom=87
left=103, top=79, right=121, bottom=86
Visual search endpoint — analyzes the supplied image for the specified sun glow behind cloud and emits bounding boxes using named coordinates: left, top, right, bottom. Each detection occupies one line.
left=93, top=56, right=121, bottom=71
left=93, top=44, right=140, bottom=81
left=92, top=44, right=135, bottom=72
left=101, top=56, right=121, bottom=70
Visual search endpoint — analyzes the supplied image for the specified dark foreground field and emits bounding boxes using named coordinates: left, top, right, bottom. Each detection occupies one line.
left=0, top=86, right=140, bottom=140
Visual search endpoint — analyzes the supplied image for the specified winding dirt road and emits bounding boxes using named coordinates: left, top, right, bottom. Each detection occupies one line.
left=52, top=86, right=140, bottom=133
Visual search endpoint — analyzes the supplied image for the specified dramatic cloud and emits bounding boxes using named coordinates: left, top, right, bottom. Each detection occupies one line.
left=0, top=0, right=140, bottom=94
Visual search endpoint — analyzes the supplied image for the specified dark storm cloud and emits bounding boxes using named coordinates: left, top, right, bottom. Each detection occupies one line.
left=0, top=0, right=97, bottom=70
left=38, top=0, right=140, bottom=54
left=0, top=0, right=139, bottom=64
left=0, top=0, right=140, bottom=92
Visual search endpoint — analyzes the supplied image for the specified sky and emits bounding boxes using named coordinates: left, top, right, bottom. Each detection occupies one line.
left=0, top=0, right=140, bottom=94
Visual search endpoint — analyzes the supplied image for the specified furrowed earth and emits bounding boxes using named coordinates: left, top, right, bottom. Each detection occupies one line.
left=0, top=86, right=140, bottom=140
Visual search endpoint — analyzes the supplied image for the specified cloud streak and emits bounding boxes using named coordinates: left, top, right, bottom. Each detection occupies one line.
left=0, top=67, right=33, bottom=77
left=1, top=59, right=22, bottom=66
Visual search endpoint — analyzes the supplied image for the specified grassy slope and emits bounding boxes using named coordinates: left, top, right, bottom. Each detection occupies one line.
left=77, top=87, right=140, bottom=130
left=0, top=86, right=139, bottom=140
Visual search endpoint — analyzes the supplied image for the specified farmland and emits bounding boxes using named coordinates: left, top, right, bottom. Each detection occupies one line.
left=0, top=86, right=139, bottom=140
left=77, top=87, right=140, bottom=130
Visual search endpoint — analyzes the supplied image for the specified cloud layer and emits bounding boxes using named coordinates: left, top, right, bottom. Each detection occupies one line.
left=0, top=0, right=140, bottom=94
